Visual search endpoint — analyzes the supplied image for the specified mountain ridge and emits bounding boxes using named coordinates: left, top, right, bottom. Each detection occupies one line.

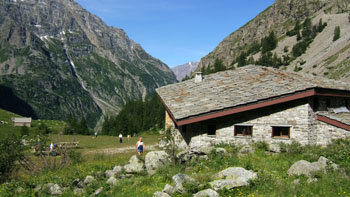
left=197, top=0, right=350, bottom=81
left=0, top=0, right=177, bottom=127
left=172, top=61, right=199, bottom=81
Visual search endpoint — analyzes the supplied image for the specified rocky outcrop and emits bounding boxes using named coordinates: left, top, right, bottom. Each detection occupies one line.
left=197, top=0, right=350, bottom=82
left=287, top=156, right=339, bottom=177
left=172, top=61, right=199, bottom=81
left=145, top=151, right=171, bottom=175
left=193, top=189, right=220, bottom=197
left=0, top=0, right=177, bottom=127
left=172, top=174, right=199, bottom=193
left=124, top=155, right=145, bottom=174
left=210, top=167, right=257, bottom=191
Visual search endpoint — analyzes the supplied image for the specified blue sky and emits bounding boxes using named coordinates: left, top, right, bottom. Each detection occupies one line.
left=75, top=0, right=275, bottom=67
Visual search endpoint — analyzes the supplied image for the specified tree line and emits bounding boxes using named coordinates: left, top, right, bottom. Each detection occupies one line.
left=102, top=93, right=165, bottom=136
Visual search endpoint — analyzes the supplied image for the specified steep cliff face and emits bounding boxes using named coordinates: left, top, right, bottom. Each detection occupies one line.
left=198, top=0, right=350, bottom=81
left=0, top=0, right=177, bottom=127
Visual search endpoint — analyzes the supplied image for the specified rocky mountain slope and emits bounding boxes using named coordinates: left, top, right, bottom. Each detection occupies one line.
left=197, top=0, right=350, bottom=81
left=172, top=61, right=199, bottom=81
left=0, top=0, right=177, bottom=127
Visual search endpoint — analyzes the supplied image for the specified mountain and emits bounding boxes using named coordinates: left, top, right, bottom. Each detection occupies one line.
left=172, top=61, right=199, bottom=81
left=0, top=0, right=177, bottom=127
left=197, top=0, right=350, bottom=82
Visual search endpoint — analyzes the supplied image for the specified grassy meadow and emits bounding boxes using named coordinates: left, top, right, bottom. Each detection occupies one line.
left=1, top=109, right=350, bottom=196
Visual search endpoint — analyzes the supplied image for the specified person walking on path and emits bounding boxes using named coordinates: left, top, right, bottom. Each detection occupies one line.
left=136, top=137, right=144, bottom=155
left=119, top=133, right=123, bottom=143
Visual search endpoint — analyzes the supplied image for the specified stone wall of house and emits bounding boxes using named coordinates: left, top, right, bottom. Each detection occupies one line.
left=167, top=97, right=350, bottom=149
left=313, top=121, right=350, bottom=145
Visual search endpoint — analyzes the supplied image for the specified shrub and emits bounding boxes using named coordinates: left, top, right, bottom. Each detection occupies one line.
left=20, top=126, right=29, bottom=136
left=68, top=150, right=83, bottom=164
left=253, top=141, right=269, bottom=151
left=333, top=26, right=341, bottom=41
left=0, top=135, right=26, bottom=183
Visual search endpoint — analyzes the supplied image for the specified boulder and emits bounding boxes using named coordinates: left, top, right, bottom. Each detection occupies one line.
left=172, top=174, right=199, bottom=193
left=213, top=167, right=257, bottom=181
left=113, top=166, right=123, bottom=174
left=307, top=178, right=318, bottom=184
left=239, top=145, right=255, bottom=154
left=105, top=170, right=115, bottom=178
left=92, top=187, right=103, bottom=196
left=162, top=184, right=176, bottom=195
left=124, top=155, right=145, bottom=174
left=83, top=175, right=95, bottom=185
left=287, top=157, right=339, bottom=177
left=210, top=167, right=257, bottom=191
left=193, top=189, right=220, bottom=197
left=145, top=151, right=171, bottom=175
left=269, top=144, right=280, bottom=153
left=43, top=183, right=62, bottom=195
left=15, top=187, right=25, bottom=194
left=215, top=147, right=229, bottom=155
left=176, top=149, right=208, bottom=163
left=106, top=176, right=118, bottom=186
left=153, top=191, right=171, bottom=197
left=34, top=185, right=42, bottom=193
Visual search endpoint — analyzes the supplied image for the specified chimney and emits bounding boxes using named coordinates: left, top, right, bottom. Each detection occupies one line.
left=194, top=72, right=202, bottom=83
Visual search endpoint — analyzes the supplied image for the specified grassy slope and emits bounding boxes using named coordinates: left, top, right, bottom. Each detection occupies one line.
left=1, top=139, right=350, bottom=196
left=0, top=108, right=66, bottom=138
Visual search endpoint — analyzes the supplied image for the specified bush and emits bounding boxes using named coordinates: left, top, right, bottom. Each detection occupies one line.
left=68, top=150, right=83, bottom=164
left=253, top=141, right=269, bottom=151
left=0, top=135, right=26, bottom=183
left=333, top=26, right=341, bottom=41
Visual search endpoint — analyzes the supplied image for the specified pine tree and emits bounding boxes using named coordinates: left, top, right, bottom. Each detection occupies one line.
left=333, top=26, right=341, bottom=41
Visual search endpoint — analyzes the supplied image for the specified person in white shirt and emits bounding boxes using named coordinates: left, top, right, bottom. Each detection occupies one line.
left=119, top=133, right=123, bottom=143
left=136, top=137, right=144, bottom=155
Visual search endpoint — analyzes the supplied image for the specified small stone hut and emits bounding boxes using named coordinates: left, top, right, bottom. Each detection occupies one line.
left=12, top=117, right=32, bottom=127
left=156, top=65, right=350, bottom=148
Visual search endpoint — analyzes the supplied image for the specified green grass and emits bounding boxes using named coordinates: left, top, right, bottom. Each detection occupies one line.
left=1, top=133, right=350, bottom=196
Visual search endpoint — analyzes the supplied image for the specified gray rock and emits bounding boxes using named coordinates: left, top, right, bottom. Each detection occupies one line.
left=172, top=174, right=199, bottom=193
left=162, top=184, right=176, bottom=195
left=269, top=144, right=280, bottom=153
left=307, top=178, right=318, bottom=184
left=210, top=179, right=248, bottom=191
left=213, top=167, right=257, bottom=181
left=193, top=189, right=220, bottom=197
left=287, top=157, right=339, bottom=177
left=210, top=167, right=257, bottom=191
left=16, top=187, right=25, bottom=194
left=292, top=179, right=300, bottom=185
left=124, top=155, right=145, bottom=174
left=239, top=145, right=255, bottom=154
left=73, top=188, right=84, bottom=195
left=43, top=183, right=62, bottom=195
left=145, top=151, right=171, bottom=175
left=215, top=147, right=228, bottom=155
left=176, top=149, right=208, bottom=163
left=106, top=176, right=118, bottom=186
left=84, top=175, right=96, bottom=185
left=153, top=191, right=171, bottom=197
left=105, top=170, right=115, bottom=178
left=91, top=187, right=103, bottom=196
left=34, top=185, right=42, bottom=193
left=113, top=166, right=123, bottom=174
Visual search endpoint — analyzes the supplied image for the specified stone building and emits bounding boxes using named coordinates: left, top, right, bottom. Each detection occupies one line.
left=156, top=65, right=350, bottom=149
left=12, top=117, right=32, bottom=127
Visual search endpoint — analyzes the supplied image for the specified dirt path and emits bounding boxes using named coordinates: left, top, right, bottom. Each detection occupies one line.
left=85, top=144, right=158, bottom=155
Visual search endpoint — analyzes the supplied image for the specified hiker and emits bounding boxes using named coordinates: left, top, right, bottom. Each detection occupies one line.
left=136, top=137, right=144, bottom=155
left=119, top=133, right=123, bottom=143
left=49, top=141, right=56, bottom=156
left=127, top=134, right=130, bottom=142
left=94, top=131, right=98, bottom=138
left=34, top=135, right=41, bottom=152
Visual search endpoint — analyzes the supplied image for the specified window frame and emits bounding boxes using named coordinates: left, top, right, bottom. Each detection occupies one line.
left=271, top=126, right=290, bottom=138
left=234, top=125, right=253, bottom=137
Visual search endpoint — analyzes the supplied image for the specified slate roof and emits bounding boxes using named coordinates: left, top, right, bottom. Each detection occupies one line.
left=156, top=65, right=350, bottom=121
left=317, top=111, right=350, bottom=126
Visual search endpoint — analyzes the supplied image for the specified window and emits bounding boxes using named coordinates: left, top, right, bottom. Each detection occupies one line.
left=207, top=125, right=216, bottom=135
left=272, top=126, right=290, bottom=138
left=234, top=125, right=253, bottom=137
